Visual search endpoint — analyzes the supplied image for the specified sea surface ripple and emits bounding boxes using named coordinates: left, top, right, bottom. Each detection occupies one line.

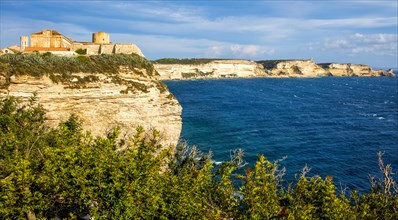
left=165, top=77, right=398, bottom=192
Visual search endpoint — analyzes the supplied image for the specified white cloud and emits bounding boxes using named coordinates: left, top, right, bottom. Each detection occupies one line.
left=111, top=32, right=276, bottom=59
left=351, top=33, right=397, bottom=44
left=0, top=15, right=92, bottom=47
left=307, top=17, right=397, bottom=29
left=321, top=33, right=398, bottom=56
left=207, top=46, right=224, bottom=57
left=230, top=45, right=274, bottom=57
left=324, top=39, right=349, bottom=49
left=1, top=1, right=397, bottom=66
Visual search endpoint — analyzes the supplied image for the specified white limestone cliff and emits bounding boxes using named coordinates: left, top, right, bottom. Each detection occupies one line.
left=261, top=60, right=328, bottom=77
left=0, top=68, right=182, bottom=147
left=154, top=59, right=395, bottom=80
left=318, top=63, right=395, bottom=77
left=154, top=60, right=267, bottom=80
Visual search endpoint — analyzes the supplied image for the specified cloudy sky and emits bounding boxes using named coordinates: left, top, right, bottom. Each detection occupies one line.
left=1, top=0, right=397, bottom=68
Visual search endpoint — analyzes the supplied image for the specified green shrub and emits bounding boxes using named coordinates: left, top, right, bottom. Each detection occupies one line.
left=0, top=53, right=158, bottom=88
left=0, top=97, right=397, bottom=219
left=75, top=48, right=87, bottom=55
left=153, top=58, right=228, bottom=65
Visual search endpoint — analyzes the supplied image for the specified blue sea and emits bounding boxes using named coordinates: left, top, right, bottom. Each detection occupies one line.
left=164, top=76, right=398, bottom=192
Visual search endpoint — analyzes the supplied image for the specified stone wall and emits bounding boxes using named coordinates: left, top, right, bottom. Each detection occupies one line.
left=100, top=44, right=114, bottom=54
left=73, top=43, right=145, bottom=57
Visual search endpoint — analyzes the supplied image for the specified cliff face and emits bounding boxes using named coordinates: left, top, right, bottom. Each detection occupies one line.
left=154, top=60, right=267, bottom=80
left=0, top=63, right=182, bottom=147
left=318, top=63, right=395, bottom=77
left=259, top=60, right=328, bottom=77
left=259, top=60, right=395, bottom=77
left=155, top=59, right=394, bottom=80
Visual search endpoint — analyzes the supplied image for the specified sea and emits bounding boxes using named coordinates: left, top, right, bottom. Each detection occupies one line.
left=164, top=75, right=398, bottom=192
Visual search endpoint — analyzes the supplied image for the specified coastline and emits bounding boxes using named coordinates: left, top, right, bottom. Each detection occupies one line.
left=154, top=59, right=395, bottom=80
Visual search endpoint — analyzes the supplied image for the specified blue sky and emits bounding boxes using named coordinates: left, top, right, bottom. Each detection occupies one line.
left=1, top=0, right=397, bottom=68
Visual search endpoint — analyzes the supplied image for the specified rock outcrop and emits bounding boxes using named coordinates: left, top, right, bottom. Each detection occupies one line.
left=154, top=60, right=267, bottom=80
left=318, top=63, right=395, bottom=77
left=0, top=65, right=182, bottom=147
left=258, top=59, right=329, bottom=77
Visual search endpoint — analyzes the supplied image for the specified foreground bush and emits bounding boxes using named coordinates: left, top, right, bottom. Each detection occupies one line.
left=0, top=97, right=397, bottom=219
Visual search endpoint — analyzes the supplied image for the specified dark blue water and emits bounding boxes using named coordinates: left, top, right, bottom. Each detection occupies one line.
left=165, top=77, right=398, bottom=192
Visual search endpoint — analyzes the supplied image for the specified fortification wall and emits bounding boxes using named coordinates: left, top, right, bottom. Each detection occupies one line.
left=100, top=44, right=114, bottom=54
left=92, top=32, right=110, bottom=44
left=114, top=44, right=144, bottom=57
left=72, top=43, right=145, bottom=57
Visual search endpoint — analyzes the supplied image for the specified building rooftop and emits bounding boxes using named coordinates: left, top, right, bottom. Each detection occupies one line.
left=31, top=30, right=64, bottom=36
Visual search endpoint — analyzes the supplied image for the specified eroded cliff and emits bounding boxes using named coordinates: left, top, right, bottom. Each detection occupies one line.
left=318, top=63, right=395, bottom=77
left=259, top=60, right=329, bottom=77
left=154, top=59, right=267, bottom=80
left=0, top=54, right=182, bottom=147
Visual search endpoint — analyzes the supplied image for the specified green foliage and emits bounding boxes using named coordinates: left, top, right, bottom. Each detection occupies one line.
left=153, top=58, right=229, bottom=65
left=257, top=60, right=309, bottom=69
left=0, top=97, right=397, bottom=219
left=0, top=53, right=157, bottom=87
left=75, top=49, right=87, bottom=55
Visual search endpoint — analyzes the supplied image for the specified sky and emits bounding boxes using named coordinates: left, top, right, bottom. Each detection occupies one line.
left=0, top=0, right=397, bottom=68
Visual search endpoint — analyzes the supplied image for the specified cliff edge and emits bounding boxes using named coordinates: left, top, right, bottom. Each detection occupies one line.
left=0, top=53, right=182, bottom=147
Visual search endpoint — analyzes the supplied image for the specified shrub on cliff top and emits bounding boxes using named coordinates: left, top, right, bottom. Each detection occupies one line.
left=75, top=48, right=87, bottom=55
left=0, top=97, right=397, bottom=219
left=153, top=58, right=228, bottom=65
left=0, top=53, right=157, bottom=85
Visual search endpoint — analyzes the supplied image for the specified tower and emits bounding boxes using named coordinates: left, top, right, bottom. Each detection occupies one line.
left=92, top=32, right=110, bottom=44
left=20, top=36, right=29, bottom=51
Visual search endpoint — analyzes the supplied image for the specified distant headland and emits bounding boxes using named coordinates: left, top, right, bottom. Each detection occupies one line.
left=153, top=58, right=395, bottom=80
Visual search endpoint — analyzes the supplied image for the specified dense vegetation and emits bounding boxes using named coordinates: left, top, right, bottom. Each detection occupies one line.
left=1, top=97, right=397, bottom=219
left=152, top=58, right=230, bottom=65
left=0, top=53, right=157, bottom=87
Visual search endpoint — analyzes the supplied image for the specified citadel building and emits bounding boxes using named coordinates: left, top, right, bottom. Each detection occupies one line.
left=1, top=30, right=144, bottom=57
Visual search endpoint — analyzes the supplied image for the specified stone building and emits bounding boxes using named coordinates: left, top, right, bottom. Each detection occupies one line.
left=72, top=31, right=145, bottom=57
left=20, top=36, right=28, bottom=51
left=0, top=29, right=145, bottom=57
left=0, top=45, right=21, bottom=54
left=92, top=31, right=110, bottom=44
left=28, top=30, right=73, bottom=49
